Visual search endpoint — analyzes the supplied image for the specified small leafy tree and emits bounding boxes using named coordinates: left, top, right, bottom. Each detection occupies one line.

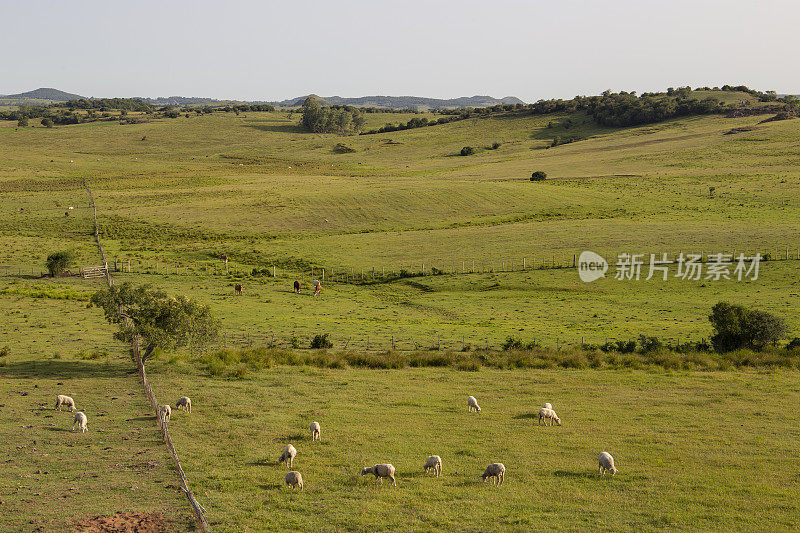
left=46, top=251, right=76, bottom=276
left=460, top=146, right=475, bottom=156
left=530, top=171, right=547, bottom=181
left=41, top=117, right=54, bottom=128
left=91, top=283, right=219, bottom=361
left=709, top=302, right=788, bottom=352
left=17, top=116, right=29, bottom=127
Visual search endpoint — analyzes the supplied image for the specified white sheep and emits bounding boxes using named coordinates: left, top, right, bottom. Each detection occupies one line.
left=72, top=411, right=88, bottom=433
left=467, top=395, right=481, bottom=413
left=361, top=464, right=396, bottom=486
left=160, top=404, right=171, bottom=424
left=424, top=455, right=442, bottom=477
left=279, top=444, right=297, bottom=468
left=310, top=421, right=321, bottom=441
left=538, top=407, right=561, bottom=426
left=481, top=462, right=505, bottom=486
left=543, top=402, right=552, bottom=410
left=599, top=452, right=617, bottom=476
left=176, top=396, right=192, bottom=413
left=285, top=470, right=304, bottom=490
left=55, top=395, right=75, bottom=412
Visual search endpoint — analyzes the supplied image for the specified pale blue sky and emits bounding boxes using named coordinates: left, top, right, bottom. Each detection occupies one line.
left=2, top=0, right=798, bottom=101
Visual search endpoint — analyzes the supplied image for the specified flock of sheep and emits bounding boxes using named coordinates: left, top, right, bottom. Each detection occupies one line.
left=54, top=391, right=617, bottom=494
left=270, top=394, right=615, bottom=492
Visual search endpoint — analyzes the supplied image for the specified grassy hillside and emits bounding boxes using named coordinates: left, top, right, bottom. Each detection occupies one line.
left=1, top=93, right=798, bottom=272
left=2, top=89, right=799, bottom=530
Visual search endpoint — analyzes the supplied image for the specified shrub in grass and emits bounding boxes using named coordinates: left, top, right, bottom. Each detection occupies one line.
left=310, top=334, right=333, bottom=349
left=460, top=146, right=475, bottom=156
left=0, top=346, right=8, bottom=358
left=502, top=336, right=523, bottom=350
left=786, top=338, right=800, bottom=351
left=638, top=335, right=663, bottom=353
left=46, top=250, right=76, bottom=276
left=333, top=143, right=356, bottom=154
left=530, top=171, right=547, bottom=181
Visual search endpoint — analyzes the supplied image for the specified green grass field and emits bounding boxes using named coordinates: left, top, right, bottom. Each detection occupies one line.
left=146, top=365, right=800, bottom=532
left=2, top=91, right=800, bottom=530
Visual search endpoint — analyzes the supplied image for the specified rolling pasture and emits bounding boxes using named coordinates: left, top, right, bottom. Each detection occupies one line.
left=1, top=91, right=800, bottom=530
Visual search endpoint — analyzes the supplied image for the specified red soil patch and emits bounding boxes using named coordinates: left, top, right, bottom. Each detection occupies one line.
left=74, top=512, right=169, bottom=532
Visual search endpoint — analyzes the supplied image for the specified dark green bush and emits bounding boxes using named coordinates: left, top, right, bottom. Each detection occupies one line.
left=46, top=250, right=76, bottom=276
left=460, top=146, right=475, bottom=156
left=709, top=302, right=789, bottom=352
left=310, top=333, right=333, bottom=349
left=333, top=143, right=356, bottom=154
left=530, top=171, right=547, bottom=181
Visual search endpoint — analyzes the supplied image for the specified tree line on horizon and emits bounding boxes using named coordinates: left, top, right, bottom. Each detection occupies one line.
left=4, top=85, right=797, bottom=131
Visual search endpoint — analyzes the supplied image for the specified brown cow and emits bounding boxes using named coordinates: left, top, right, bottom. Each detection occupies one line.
left=293, top=280, right=301, bottom=293
left=234, top=283, right=243, bottom=295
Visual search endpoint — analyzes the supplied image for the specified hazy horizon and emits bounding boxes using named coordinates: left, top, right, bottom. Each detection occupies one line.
left=2, top=0, right=799, bottom=102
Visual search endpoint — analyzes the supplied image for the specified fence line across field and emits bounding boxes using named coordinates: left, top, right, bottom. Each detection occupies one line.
left=85, top=247, right=800, bottom=283
left=213, top=329, right=702, bottom=353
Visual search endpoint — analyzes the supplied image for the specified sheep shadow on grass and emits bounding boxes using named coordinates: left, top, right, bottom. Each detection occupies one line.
left=257, top=482, right=283, bottom=491
left=512, top=412, right=540, bottom=420
left=553, top=469, right=596, bottom=479
left=275, top=432, right=303, bottom=441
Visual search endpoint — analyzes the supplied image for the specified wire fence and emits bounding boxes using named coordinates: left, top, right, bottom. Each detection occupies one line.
left=209, top=329, right=706, bottom=353
left=44, top=246, right=800, bottom=285
left=86, top=185, right=211, bottom=532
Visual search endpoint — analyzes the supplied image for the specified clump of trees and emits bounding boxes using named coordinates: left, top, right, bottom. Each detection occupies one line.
left=46, top=251, right=75, bottom=276
left=300, top=96, right=365, bottom=134
left=709, top=302, right=788, bottom=352
left=66, top=98, right=154, bottom=112
left=91, top=283, right=219, bottom=361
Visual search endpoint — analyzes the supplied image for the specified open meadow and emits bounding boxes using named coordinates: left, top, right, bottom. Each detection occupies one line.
left=2, top=89, right=800, bottom=531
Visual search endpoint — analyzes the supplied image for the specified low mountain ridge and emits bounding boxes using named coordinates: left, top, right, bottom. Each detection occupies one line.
left=270, top=94, right=525, bottom=109
left=4, top=87, right=85, bottom=101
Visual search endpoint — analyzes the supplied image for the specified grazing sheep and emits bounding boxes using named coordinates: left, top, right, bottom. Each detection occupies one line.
left=543, top=402, right=552, bottom=410
left=424, top=455, right=442, bottom=477
left=176, top=396, right=192, bottom=413
left=285, top=471, right=304, bottom=490
left=73, top=411, right=88, bottom=433
left=467, top=395, right=481, bottom=413
left=599, top=452, right=617, bottom=476
left=160, top=404, right=171, bottom=424
left=538, top=407, right=561, bottom=426
left=55, top=395, right=75, bottom=412
left=279, top=444, right=297, bottom=468
left=361, top=464, right=396, bottom=486
left=481, top=463, right=505, bottom=486
left=310, top=421, right=321, bottom=441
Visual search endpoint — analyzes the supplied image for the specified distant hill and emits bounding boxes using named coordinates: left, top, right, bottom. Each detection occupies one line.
left=267, top=95, right=525, bottom=109
left=5, top=87, right=85, bottom=101
left=1, top=88, right=523, bottom=109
